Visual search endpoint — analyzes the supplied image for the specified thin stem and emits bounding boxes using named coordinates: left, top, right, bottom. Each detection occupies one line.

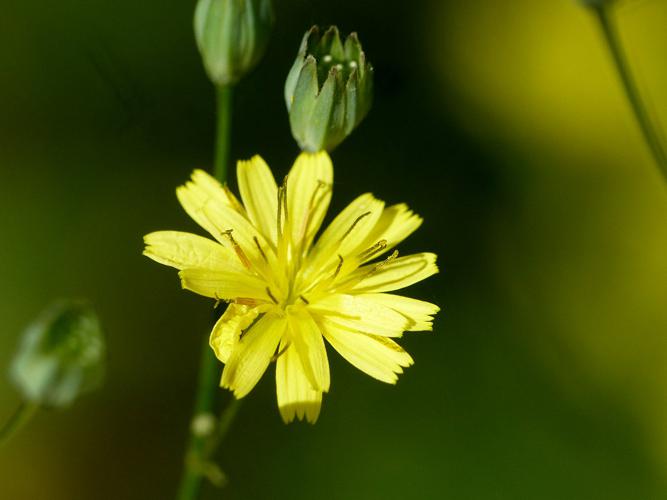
left=0, top=401, right=39, bottom=447
left=206, top=398, right=242, bottom=457
left=176, top=83, right=239, bottom=500
left=214, top=85, right=234, bottom=183
left=592, top=3, right=667, bottom=182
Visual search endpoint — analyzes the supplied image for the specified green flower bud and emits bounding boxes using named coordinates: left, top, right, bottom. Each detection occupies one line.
left=285, top=26, right=374, bottom=152
left=194, top=0, right=274, bottom=86
left=9, top=301, right=106, bottom=408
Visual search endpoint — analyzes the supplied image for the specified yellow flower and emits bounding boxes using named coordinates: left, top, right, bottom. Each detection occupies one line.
left=144, top=152, right=439, bottom=423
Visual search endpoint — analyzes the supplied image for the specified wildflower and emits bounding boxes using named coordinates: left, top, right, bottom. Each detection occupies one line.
left=144, top=152, right=439, bottom=423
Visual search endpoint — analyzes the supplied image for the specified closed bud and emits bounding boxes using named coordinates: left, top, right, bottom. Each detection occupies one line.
left=10, top=301, right=106, bottom=408
left=285, top=26, right=374, bottom=152
left=194, top=0, right=274, bottom=86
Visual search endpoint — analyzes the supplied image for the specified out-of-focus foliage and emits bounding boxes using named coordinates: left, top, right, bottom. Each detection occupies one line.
left=10, top=300, right=105, bottom=407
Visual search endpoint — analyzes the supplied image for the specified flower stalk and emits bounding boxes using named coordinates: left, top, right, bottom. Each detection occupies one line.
left=176, top=86, right=240, bottom=499
left=214, top=85, right=233, bottom=182
left=0, top=401, right=39, bottom=448
left=590, top=2, right=667, bottom=182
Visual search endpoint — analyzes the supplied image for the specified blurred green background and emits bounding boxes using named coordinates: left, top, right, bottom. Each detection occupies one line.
left=2, top=0, right=667, bottom=498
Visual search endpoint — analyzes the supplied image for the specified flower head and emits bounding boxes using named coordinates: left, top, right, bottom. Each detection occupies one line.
left=144, top=152, right=439, bottom=423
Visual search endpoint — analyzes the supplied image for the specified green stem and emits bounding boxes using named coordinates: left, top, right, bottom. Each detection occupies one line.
left=592, top=3, right=667, bottom=182
left=214, top=85, right=234, bottom=183
left=176, top=83, right=239, bottom=500
left=0, top=401, right=39, bottom=447
left=206, top=398, right=242, bottom=457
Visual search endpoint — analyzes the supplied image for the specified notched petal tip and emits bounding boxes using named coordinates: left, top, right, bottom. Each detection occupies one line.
left=279, top=402, right=321, bottom=424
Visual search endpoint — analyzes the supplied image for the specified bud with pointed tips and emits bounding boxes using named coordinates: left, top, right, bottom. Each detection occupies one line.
left=285, top=26, right=374, bottom=152
left=194, top=0, right=274, bottom=86
left=9, top=300, right=106, bottom=408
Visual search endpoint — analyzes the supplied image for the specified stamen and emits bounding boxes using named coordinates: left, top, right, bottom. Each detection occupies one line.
left=276, top=177, right=289, bottom=239
left=222, top=229, right=252, bottom=269
left=299, top=295, right=310, bottom=304
left=276, top=187, right=283, bottom=238
left=234, top=297, right=257, bottom=307
left=339, top=211, right=371, bottom=242
left=266, top=287, right=279, bottom=304
left=331, top=254, right=344, bottom=280
left=369, top=250, right=399, bottom=275
left=281, top=176, right=289, bottom=225
left=301, top=180, right=331, bottom=243
left=234, top=298, right=258, bottom=306
left=253, top=236, right=268, bottom=262
left=357, top=239, right=388, bottom=261
left=335, top=250, right=399, bottom=292
left=271, top=342, right=291, bottom=362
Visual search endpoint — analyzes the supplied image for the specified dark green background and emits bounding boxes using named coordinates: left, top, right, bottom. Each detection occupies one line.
left=2, top=0, right=667, bottom=498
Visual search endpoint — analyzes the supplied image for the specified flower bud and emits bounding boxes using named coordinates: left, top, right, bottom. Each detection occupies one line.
left=285, top=26, right=374, bottom=152
left=9, top=301, right=106, bottom=408
left=194, top=0, right=274, bottom=86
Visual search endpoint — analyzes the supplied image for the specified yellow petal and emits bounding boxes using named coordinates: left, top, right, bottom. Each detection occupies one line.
left=143, top=231, right=241, bottom=271
left=176, top=170, right=243, bottom=238
left=311, top=193, right=385, bottom=260
left=322, top=319, right=413, bottom=384
left=178, top=178, right=278, bottom=275
left=358, top=203, right=423, bottom=263
left=360, top=293, right=440, bottom=331
left=286, top=151, right=333, bottom=250
left=276, top=340, right=322, bottom=424
left=237, top=156, right=278, bottom=245
left=341, top=252, right=439, bottom=293
left=286, top=307, right=330, bottom=392
left=309, top=294, right=408, bottom=337
left=209, top=304, right=261, bottom=363
left=179, top=268, right=268, bottom=301
left=221, top=313, right=286, bottom=398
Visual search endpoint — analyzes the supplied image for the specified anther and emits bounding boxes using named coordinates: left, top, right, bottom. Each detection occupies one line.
left=281, top=177, right=289, bottom=223
left=339, top=211, right=371, bottom=242
left=222, top=229, right=252, bottom=269
left=370, top=250, right=399, bottom=274
left=358, top=239, right=388, bottom=260
left=300, top=180, right=329, bottom=242
left=266, top=287, right=279, bottom=304
left=349, top=61, right=358, bottom=69
left=276, top=187, right=283, bottom=237
left=253, top=236, right=268, bottom=262
left=331, top=254, right=344, bottom=280
left=322, top=54, right=333, bottom=63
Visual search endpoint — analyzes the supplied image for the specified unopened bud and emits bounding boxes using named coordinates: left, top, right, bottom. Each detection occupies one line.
left=285, top=26, right=374, bottom=152
left=9, top=300, right=106, bottom=408
left=194, top=0, right=274, bottom=86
